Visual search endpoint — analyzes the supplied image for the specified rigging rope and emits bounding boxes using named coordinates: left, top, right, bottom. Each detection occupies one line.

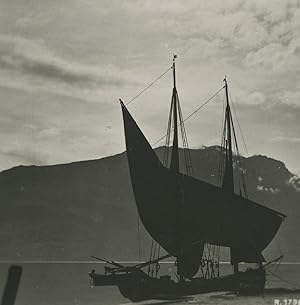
left=137, top=216, right=141, bottom=261
left=152, top=86, right=225, bottom=146
left=125, top=66, right=173, bottom=106
left=163, top=94, right=174, bottom=167
left=217, top=92, right=226, bottom=187
left=177, top=92, right=194, bottom=176
left=229, top=92, right=249, bottom=156
left=147, top=240, right=154, bottom=275
left=229, top=110, right=249, bottom=198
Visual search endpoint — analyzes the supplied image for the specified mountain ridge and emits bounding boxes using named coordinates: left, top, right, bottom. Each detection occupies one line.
left=0, top=146, right=298, bottom=262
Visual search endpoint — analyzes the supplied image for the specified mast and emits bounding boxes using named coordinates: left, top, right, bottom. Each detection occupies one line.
left=222, top=77, right=234, bottom=193
left=222, top=77, right=239, bottom=274
left=170, top=55, right=179, bottom=173
left=170, top=55, right=183, bottom=280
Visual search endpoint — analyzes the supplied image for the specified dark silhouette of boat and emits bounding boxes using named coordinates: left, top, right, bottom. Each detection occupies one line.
left=89, top=56, right=286, bottom=301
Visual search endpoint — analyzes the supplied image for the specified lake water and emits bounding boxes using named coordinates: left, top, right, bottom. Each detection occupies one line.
left=0, top=262, right=299, bottom=305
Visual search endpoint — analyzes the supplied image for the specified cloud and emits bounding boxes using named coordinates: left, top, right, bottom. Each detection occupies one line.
left=244, top=42, right=300, bottom=72
left=287, top=175, right=300, bottom=192
left=272, top=136, right=300, bottom=143
left=0, top=35, right=135, bottom=101
left=0, top=147, right=46, bottom=166
left=244, top=91, right=266, bottom=105
left=228, top=87, right=266, bottom=105
left=151, top=1, right=297, bottom=51
left=276, top=91, right=300, bottom=107
left=240, top=3, right=300, bottom=72
left=0, top=0, right=299, bottom=173
left=37, top=127, right=61, bottom=139
left=0, top=35, right=121, bottom=86
left=256, top=185, right=280, bottom=193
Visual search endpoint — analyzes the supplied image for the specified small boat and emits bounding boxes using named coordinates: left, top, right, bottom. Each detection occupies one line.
left=89, top=56, right=286, bottom=302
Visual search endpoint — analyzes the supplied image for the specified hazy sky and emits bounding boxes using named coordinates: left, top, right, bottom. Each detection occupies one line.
left=0, top=0, right=299, bottom=174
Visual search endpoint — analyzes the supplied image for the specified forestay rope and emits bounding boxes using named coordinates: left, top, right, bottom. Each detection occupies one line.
left=125, top=66, right=173, bottom=106
left=152, top=86, right=225, bottom=147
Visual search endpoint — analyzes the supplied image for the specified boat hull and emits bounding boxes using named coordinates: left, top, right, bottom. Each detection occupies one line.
left=89, top=268, right=265, bottom=302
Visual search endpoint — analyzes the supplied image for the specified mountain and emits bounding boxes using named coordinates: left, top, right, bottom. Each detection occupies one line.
left=0, top=146, right=299, bottom=262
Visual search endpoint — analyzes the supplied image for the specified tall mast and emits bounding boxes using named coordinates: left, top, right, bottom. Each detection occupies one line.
left=222, top=77, right=234, bottom=193
left=170, top=55, right=179, bottom=173
left=169, top=55, right=183, bottom=281
left=222, top=77, right=238, bottom=274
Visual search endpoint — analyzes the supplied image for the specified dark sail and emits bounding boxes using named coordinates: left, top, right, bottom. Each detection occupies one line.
left=120, top=101, right=285, bottom=269
left=180, top=173, right=285, bottom=262
left=120, top=100, right=204, bottom=278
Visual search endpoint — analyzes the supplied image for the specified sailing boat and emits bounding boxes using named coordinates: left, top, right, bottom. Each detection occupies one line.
left=89, top=56, right=286, bottom=301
